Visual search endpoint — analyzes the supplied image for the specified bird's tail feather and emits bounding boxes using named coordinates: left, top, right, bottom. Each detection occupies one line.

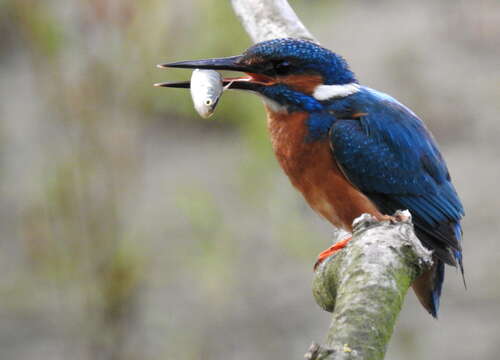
left=412, top=259, right=445, bottom=318
left=452, top=223, right=467, bottom=289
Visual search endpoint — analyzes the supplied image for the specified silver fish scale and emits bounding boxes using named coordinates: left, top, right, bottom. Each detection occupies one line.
left=190, top=69, right=224, bottom=118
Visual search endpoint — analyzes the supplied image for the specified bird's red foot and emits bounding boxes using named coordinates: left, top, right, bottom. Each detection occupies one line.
left=314, top=236, right=352, bottom=270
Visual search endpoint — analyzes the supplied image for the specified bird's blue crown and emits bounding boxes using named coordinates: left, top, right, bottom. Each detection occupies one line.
left=242, top=38, right=357, bottom=85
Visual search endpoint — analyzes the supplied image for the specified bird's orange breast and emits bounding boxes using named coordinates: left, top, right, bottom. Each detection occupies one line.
left=265, top=108, right=382, bottom=230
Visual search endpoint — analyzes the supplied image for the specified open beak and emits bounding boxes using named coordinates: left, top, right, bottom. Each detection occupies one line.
left=155, top=55, right=273, bottom=90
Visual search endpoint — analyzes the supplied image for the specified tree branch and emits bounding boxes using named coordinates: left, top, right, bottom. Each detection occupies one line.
left=311, top=213, right=432, bottom=359
left=230, top=2, right=434, bottom=359
left=231, top=0, right=317, bottom=43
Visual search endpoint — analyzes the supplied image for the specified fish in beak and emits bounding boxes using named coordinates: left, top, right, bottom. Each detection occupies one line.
left=154, top=55, right=274, bottom=90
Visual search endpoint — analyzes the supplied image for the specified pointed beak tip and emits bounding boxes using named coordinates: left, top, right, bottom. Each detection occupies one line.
left=156, top=64, right=167, bottom=69
left=153, top=81, right=191, bottom=89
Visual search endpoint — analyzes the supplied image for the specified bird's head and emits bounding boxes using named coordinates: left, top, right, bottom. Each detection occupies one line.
left=158, top=38, right=358, bottom=112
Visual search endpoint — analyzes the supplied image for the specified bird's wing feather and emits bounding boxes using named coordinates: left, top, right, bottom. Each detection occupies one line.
left=329, top=98, right=464, bottom=264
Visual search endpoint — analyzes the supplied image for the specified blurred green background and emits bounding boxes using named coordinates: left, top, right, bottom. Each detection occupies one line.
left=1, top=0, right=499, bottom=359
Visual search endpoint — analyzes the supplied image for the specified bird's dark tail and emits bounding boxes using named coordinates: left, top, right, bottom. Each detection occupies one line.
left=452, top=223, right=466, bottom=289
left=367, top=194, right=464, bottom=317
left=410, top=220, right=464, bottom=317
left=412, top=259, right=445, bottom=318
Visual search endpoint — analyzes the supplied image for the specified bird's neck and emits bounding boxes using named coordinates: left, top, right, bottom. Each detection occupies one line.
left=264, top=108, right=315, bottom=178
left=258, top=81, right=362, bottom=114
left=264, top=107, right=333, bottom=170
left=259, top=84, right=323, bottom=113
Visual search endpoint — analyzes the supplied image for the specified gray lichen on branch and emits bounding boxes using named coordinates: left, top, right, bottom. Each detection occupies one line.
left=311, top=212, right=433, bottom=360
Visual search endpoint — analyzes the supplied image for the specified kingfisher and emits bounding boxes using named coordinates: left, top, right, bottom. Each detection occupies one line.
left=157, top=38, right=464, bottom=318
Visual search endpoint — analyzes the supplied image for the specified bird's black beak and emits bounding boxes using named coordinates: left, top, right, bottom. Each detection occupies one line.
left=158, top=55, right=250, bottom=72
left=155, top=55, right=274, bottom=90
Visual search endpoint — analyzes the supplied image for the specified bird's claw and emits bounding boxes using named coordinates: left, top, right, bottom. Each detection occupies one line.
left=379, top=210, right=411, bottom=224
left=314, top=236, right=352, bottom=271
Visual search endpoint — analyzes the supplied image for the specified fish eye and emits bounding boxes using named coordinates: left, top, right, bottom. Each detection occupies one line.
left=205, top=99, right=212, bottom=106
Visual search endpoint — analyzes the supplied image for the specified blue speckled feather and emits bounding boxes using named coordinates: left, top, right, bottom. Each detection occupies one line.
left=328, top=88, right=464, bottom=316
left=330, top=88, right=464, bottom=250
left=244, top=38, right=356, bottom=85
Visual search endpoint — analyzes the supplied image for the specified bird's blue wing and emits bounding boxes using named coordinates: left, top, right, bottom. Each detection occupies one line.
left=329, top=94, right=465, bottom=317
left=329, top=96, right=464, bottom=264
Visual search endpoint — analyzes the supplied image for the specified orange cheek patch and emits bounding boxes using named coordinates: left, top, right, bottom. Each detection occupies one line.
left=280, top=74, right=323, bottom=95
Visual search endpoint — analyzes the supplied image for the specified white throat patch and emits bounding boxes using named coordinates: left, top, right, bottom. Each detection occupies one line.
left=313, top=83, right=360, bottom=101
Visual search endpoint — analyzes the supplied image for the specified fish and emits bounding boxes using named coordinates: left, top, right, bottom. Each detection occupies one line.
left=155, top=68, right=228, bottom=119
left=189, top=69, right=224, bottom=118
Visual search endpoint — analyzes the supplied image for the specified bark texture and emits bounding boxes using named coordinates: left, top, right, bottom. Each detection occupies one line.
left=231, top=0, right=317, bottom=43
left=310, top=213, right=432, bottom=359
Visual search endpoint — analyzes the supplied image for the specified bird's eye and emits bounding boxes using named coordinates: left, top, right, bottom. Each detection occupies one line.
left=274, top=60, right=292, bottom=76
